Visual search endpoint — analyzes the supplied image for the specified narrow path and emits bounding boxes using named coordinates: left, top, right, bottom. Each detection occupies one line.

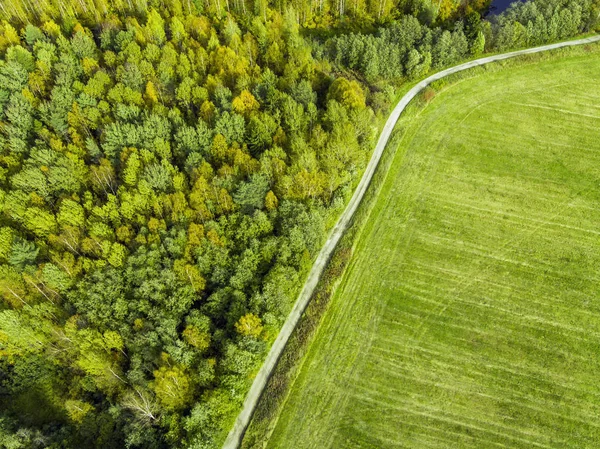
left=222, top=34, right=600, bottom=449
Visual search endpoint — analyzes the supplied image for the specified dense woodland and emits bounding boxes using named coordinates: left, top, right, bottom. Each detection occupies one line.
left=0, top=0, right=598, bottom=448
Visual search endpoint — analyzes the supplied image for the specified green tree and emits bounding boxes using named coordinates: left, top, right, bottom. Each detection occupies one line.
left=145, top=9, right=167, bottom=45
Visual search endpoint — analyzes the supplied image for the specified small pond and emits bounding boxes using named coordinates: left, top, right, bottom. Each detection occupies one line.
left=488, top=0, right=524, bottom=14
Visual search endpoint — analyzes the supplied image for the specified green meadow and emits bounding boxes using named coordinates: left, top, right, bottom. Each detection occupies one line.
left=266, top=48, right=600, bottom=448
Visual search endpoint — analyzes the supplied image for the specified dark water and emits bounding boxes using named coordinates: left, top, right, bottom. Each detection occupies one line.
left=489, top=0, right=524, bottom=14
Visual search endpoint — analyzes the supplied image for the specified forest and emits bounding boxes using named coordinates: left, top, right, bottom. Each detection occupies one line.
left=0, top=0, right=598, bottom=448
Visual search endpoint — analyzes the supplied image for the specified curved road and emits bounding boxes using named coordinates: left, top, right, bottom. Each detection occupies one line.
left=222, top=34, right=600, bottom=449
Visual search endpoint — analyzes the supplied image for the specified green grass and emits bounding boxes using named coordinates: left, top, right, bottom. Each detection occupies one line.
left=265, top=47, right=600, bottom=448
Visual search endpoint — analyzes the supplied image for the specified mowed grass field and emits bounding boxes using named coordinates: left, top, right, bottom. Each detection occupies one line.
left=265, top=49, right=600, bottom=448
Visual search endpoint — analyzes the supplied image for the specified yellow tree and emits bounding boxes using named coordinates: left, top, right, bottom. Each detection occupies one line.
left=235, top=313, right=263, bottom=338
left=153, top=364, right=193, bottom=411
left=327, top=77, right=366, bottom=109
left=265, top=190, right=278, bottom=211
left=145, top=81, right=160, bottom=104
left=232, top=89, right=260, bottom=117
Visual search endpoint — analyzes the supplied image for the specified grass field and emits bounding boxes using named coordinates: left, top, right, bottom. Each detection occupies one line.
left=264, top=48, right=600, bottom=448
